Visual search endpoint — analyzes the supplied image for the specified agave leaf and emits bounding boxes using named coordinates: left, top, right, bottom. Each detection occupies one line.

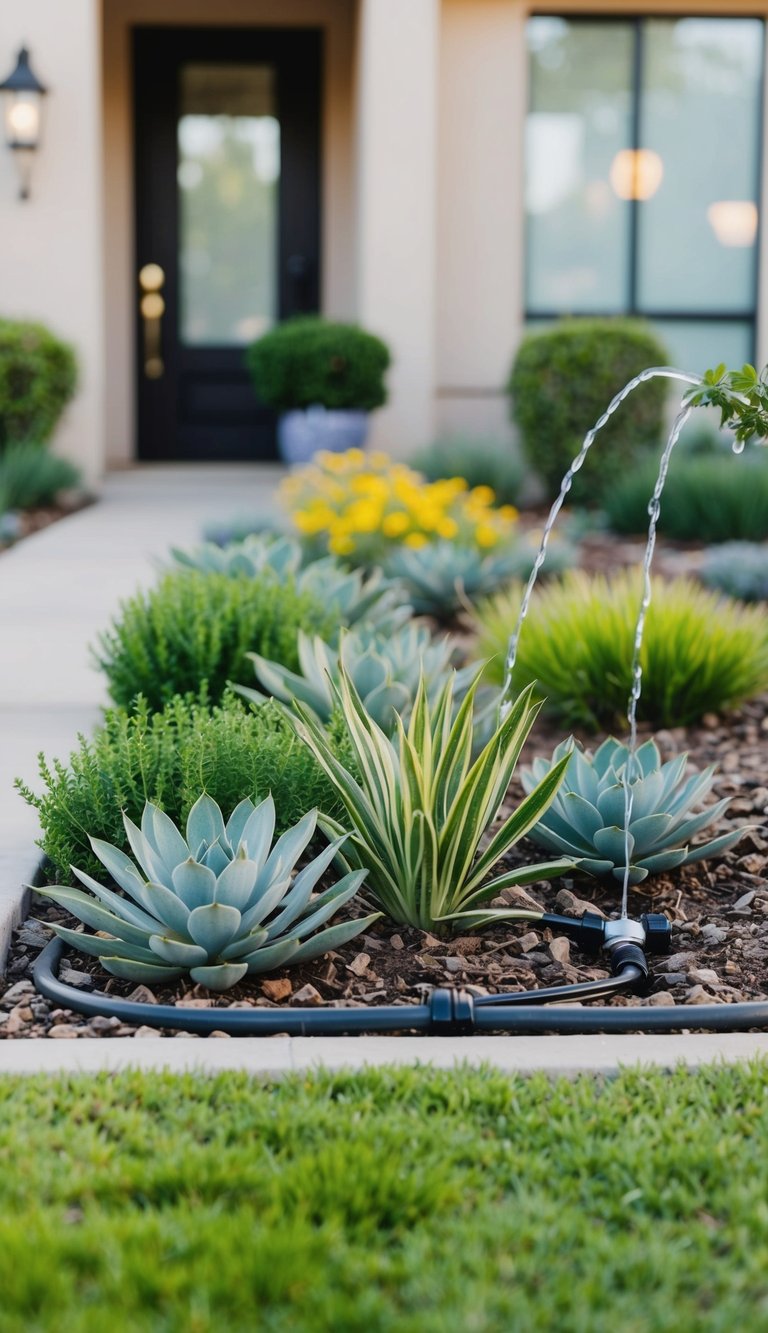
left=186, top=792, right=227, bottom=852
left=122, top=814, right=171, bottom=888
left=290, top=912, right=382, bottom=964
left=240, top=937, right=301, bottom=973
left=664, top=766, right=716, bottom=817
left=89, top=838, right=146, bottom=901
left=202, top=841, right=230, bottom=876
left=260, top=809, right=318, bottom=883
left=172, top=858, right=217, bottom=910
left=593, top=826, right=634, bottom=865
left=70, top=867, right=160, bottom=934
left=657, top=752, right=690, bottom=802
left=186, top=903, right=242, bottom=955
left=141, top=882, right=190, bottom=935
left=627, top=812, right=674, bottom=847
left=463, top=752, right=571, bottom=895
left=624, top=771, right=666, bottom=822
left=590, top=737, right=623, bottom=778
left=214, top=851, right=259, bottom=911
left=225, top=798, right=257, bottom=851
left=220, top=927, right=269, bottom=961
left=562, top=792, right=603, bottom=842
left=35, top=885, right=155, bottom=947
left=48, top=923, right=159, bottom=964
left=239, top=795, right=277, bottom=870
left=291, top=871, right=368, bottom=940
left=633, top=847, right=689, bottom=874
left=248, top=653, right=329, bottom=715
left=189, top=962, right=249, bottom=991
left=681, top=826, right=752, bottom=865
left=595, top=784, right=630, bottom=829
left=239, top=877, right=293, bottom=932
left=148, top=935, right=209, bottom=967
left=144, top=804, right=189, bottom=876
left=656, top=798, right=731, bottom=851
left=461, top=858, right=575, bottom=910
left=101, top=957, right=184, bottom=983
left=263, top=835, right=350, bottom=939
left=634, top=739, right=662, bottom=775
left=511, top=822, right=589, bottom=860
left=575, top=857, right=616, bottom=877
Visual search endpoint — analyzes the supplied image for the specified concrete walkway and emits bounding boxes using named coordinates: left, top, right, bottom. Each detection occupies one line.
left=1, top=464, right=283, bottom=961
left=2, top=467, right=768, bottom=1076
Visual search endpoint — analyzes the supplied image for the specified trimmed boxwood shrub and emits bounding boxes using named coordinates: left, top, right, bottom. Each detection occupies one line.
left=0, top=318, right=77, bottom=447
left=247, top=316, right=390, bottom=411
left=508, top=319, right=669, bottom=503
left=94, top=569, right=337, bottom=712
left=17, top=693, right=353, bottom=883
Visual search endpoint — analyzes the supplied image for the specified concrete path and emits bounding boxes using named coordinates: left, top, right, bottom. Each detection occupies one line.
left=3, top=467, right=768, bottom=1076
left=0, top=464, right=283, bottom=961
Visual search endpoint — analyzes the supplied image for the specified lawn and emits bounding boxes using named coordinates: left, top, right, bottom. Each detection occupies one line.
left=0, top=1063, right=767, bottom=1331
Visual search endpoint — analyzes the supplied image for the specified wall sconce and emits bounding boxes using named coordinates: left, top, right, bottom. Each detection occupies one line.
left=707, top=201, right=758, bottom=248
left=0, top=47, right=48, bottom=200
left=609, top=148, right=664, bottom=203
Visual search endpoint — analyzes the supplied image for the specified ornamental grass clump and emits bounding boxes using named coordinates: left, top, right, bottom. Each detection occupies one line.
left=36, top=794, right=377, bottom=991
left=292, top=670, right=572, bottom=932
left=94, top=569, right=336, bottom=711
left=473, top=570, right=768, bottom=730
left=280, top=448, right=518, bottom=564
left=605, top=454, right=768, bottom=542
left=16, top=693, right=351, bottom=884
left=521, top=737, right=747, bottom=886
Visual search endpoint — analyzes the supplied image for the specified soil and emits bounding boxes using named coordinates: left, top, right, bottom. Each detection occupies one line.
left=2, top=520, right=766, bottom=1038
left=0, top=494, right=92, bottom=554
left=3, top=692, right=766, bottom=1040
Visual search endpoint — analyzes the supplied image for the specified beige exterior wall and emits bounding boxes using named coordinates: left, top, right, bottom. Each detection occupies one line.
left=0, top=0, right=767, bottom=475
left=0, top=0, right=103, bottom=480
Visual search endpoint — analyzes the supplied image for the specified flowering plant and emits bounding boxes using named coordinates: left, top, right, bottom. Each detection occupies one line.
left=280, top=449, right=518, bottom=564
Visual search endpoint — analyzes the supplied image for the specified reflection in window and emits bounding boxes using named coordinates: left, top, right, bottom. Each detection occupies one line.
left=526, top=17, right=764, bottom=372
left=178, top=64, right=280, bottom=346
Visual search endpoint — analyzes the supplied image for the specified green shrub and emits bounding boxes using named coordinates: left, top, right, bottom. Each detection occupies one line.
left=94, top=569, right=336, bottom=711
left=410, top=437, right=524, bottom=506
left=605, top=454, right=768, bottom=542
left=247, top=316, right=390, bottom=412
left=700, top=542, right=768, bottom=602
left=17, top=693, right=352, bottom=883
left=0, top=318, right=77, bottom=447
left=508, top=319, right=669, bottom=503
left=473, top=570, right=768, bottom=730
left=0, top=442, right=80, bottom=509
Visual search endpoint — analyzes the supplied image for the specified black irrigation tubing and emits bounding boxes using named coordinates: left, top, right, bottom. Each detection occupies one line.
left=33, top=937, right=768, bottom=1037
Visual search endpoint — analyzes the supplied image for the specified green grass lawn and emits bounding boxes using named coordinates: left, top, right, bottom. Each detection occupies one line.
left=1, top=1062, right=767, bottom=1332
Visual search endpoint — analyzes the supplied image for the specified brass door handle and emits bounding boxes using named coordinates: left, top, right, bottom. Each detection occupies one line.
left=139, top=263, right=165, bottom=379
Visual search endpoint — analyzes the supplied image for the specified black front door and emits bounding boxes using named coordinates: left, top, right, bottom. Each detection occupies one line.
left=134, top=27, right=321, bottom=461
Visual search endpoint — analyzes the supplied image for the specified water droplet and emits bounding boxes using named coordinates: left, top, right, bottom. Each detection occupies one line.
left=732, top=439, right=746, bottom=454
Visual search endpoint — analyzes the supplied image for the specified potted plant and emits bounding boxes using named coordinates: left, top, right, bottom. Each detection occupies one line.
left=246, top=316, right=390, bottom=464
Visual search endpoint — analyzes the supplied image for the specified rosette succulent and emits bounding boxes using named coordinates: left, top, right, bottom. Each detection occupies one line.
left=171, top=533, right=408, bottom=631
left=237, top=622, right=479, bottom=733
left=521, top=737, right=747, bottom=886
left=382, top=538, right=574, bottom=618
left=36, top=793, right=376, bottom=990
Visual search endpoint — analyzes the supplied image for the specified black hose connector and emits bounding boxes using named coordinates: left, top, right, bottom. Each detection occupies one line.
left=540, top=911, right=611, bottom=955
left=609, top=941, right=649, bottom=990
left=428, top=987, right=476, bottom=1035
left=640, top=913, right=672, bottom=955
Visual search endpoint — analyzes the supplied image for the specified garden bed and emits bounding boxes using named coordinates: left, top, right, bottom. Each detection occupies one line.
left=0, top=493, right=92, bottom=555
left=4, top=692, right=766, bottom=1040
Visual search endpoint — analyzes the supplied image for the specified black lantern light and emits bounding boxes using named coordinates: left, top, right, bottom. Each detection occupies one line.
left=0, top=47, right=48, bottom=200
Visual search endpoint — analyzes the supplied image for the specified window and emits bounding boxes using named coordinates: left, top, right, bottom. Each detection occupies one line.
left=525, top=16, right=764, bottom=372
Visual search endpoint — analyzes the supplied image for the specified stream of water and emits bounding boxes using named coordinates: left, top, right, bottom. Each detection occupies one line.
left=500, top=365, right=704, bottom=920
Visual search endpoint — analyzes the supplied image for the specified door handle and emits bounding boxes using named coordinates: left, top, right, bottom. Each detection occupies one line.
left=139, top=263, right=165, bottom=379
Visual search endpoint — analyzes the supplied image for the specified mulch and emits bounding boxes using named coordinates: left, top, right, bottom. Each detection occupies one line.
left=0, top=495, right=92, bottom=555
left=2, top=522, right=766, bottom=1038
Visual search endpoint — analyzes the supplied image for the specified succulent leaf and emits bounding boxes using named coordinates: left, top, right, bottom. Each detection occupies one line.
left=35, top=795, right=373, bottom=992
left=522, top=737, right=749, bottom=886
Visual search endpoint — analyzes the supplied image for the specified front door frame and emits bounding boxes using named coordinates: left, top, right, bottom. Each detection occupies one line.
left=133, top=25, right=322, bottom=461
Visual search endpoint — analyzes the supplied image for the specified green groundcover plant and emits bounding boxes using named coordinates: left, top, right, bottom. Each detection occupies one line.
left=17, top=693, right=351, bottom=883
left=0, top=442, right=81, bottom=510
left=605, top=454, right=768, bottom=542
left=94, top=568, right=337, bottom=711
left=292, top=669, right=572, bottom=932
left=521, top=736, right=746, bottom=886
left=474, top=570, right=768, bottom=730
left=37, top=794, right=377, bottom=991
left=1, top=1065, right=768, bottom=1330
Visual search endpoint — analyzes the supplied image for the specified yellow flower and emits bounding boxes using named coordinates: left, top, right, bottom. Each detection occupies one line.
left=470, top=485, right=496, bottom=506
left=382, top=511, right=409, bottom=537
left=475, top=522, right=499, bottom=549
left=328, top=532, right=355, bottom=555
left=498, top=505, right=519, bottom=522
left=404, top=532, right=429, bottom=548
left=293, top=508, right=332, bottom=535
left=436, top=516, right=458, bottom=539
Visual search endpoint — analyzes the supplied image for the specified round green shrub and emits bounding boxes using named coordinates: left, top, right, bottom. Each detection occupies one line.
left=0, top=442, right=81, bottom=509
left=246, top=316, right=390, bottom=412
left=606, top=454, right=768, bottom=543
left=94, top=569, right=337, bottom=712
left=473, top=569, right=768, bottom=730
left=0, top=318, right=77, bottom=447
left=17, top=693, right=353, bottom=883
left=508, top=319, right=669, bottom=503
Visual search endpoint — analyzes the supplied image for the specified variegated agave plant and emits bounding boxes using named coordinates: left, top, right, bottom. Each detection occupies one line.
left=237, top=622, right=481, bottom=733
left=171, top=533, right=409, bottom=631
left=36, top=794, right=376, bottom=991
left=521, top=737, right=747, bottom=886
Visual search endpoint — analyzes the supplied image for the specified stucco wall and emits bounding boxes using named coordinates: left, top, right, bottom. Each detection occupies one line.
left=0, top=0, right=103, bottom=480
